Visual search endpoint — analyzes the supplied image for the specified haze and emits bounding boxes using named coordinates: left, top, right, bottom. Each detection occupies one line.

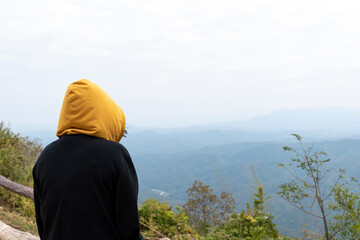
left=1, top=0, right=360, bottom=131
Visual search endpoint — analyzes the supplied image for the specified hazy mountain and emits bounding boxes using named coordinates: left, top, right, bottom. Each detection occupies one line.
left=225, top=106, right=360, bottom=132
left=21, top=130, right=57, bottom=146
left=132, top=139, right=360, bottom=237
left=22, top=127, right=352, bottom=156
left=20, top=106, right=360, bottom=149
left=14, top=106, right=360, bottom=237
left=122, top=130, right=292, bottom=155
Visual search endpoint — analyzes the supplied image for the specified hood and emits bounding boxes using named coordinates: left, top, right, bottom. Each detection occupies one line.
left=56, top=79, right=126, bottom=142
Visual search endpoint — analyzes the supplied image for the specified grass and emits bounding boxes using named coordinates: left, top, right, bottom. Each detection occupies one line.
left=0, top=205, right=38, bottom=236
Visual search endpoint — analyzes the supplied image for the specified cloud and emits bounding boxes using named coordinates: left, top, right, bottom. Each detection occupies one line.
left=1, top=0, right=360, bottom=128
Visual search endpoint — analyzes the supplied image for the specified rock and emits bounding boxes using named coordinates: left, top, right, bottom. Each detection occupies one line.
left=0, top=221, right=39, bottom=240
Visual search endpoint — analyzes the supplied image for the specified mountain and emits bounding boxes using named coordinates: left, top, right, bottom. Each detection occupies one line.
left=19, top=107, right=360, bottom=148
left=225, top=106, right=360, bottom=132
left=122, top=130, right=292, bottom=155
left=14, top=106, right=360, bottom=237
left=131, top=139, right=360, bottom=237
left=20, top=130, right=57, bottom=146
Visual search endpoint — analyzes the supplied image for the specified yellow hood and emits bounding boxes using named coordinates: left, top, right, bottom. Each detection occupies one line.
left=56, top=79, right=126, bottom=142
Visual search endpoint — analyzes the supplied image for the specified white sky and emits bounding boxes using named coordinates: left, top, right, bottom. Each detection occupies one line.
left=1, top=0, right=360, bottom=130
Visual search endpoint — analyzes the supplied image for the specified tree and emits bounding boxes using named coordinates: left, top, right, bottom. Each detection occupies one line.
left=328, top=182, right=360, bottom=239
left=183, top=180, right=235, bottom=236
left=207, top=185, right=279, bottom=240
left=277, top=134, right=359, bottom=240
left=0, top=121, right=42, bottom=217
left=218, top=191, right=236, bottom=224
left=138, top=199, right=197, bottom=240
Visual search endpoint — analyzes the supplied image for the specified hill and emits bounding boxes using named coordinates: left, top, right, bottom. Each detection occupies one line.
left=225, top=106, right=360, bottom=132
left=15, top=106, right=360, bottom=237
left=19, top=107, right=360, bottom=148
left=130, top=139, right=360, bottom=237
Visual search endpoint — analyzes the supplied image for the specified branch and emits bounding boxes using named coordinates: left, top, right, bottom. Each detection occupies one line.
left=324, top=176, right=342, bottom=201
left=300, top=202, right=325, bottom=235
left=0, top=175, right=33, bottom=199
left=329, top=215, right=359, bottom=239
left=278, top=195, right=321, bottom=219
left=282, top=166, right=309, bottom=185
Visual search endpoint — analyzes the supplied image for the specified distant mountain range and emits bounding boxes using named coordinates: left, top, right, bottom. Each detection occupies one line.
left=224, top=106, right=360, bottom=132
left=132, top=139, right=360, bottom=237
left=21, top=106, right=360, bottom=147
left=16, top=106, right=360, bottom=237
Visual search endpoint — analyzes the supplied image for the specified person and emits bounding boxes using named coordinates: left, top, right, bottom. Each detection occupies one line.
left=32, top=79, right=144, bottom=240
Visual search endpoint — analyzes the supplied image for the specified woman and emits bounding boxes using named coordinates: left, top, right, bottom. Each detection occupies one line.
left=33, top=79, right=143, bottom=240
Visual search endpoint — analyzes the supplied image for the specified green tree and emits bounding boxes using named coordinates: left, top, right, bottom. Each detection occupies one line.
left=0, top=121, right=42, bottom=217
left=278, top=134, right=359, bottom=240
left=138, top=199, right=197, bottom=240
left=328, top=182, right=360, bottom=239
left=183, top=180, right=235, bottom=236
left=207, top=185, right=279, bottom=240
left=218, top=191, right=236, bottom=224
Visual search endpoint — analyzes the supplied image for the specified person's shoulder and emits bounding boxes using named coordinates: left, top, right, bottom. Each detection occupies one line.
left=37, top=137, right=62, bottom=158
left=34, top=138, right=61, bottom=167
left=109, top=142, right=131, bottom=159
left=95, top=137, right=128, bottom=151
left=90, top=137, right=130, bottom=159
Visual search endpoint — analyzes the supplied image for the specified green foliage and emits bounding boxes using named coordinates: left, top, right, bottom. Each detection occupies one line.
left=0, top=122, right=41, bottom=182
left=139, top=199, right=198, bottom=239
left=135, top=138, right=360, bottom=237
left=183, top=179, right=281, bottom=239
left=278, top=134, right=359, bottom=240
left=0, top=121, right=42, bottom=218
left=183, top=180, right=235, bottom=236
left=218, top=191, right=236, bottom=224
left=296, top=223, right=320, bottom=240
left=207, top=185, right=279, bottom=240
left=328, top=183, right=360, bottom=240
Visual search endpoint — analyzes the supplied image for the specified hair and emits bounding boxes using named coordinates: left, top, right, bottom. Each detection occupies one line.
left=123, top=129, right=128, bottom=138
left=122, top=124, right=129, bottom=138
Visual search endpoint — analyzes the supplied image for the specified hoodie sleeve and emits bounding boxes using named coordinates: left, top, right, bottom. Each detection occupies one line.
left=115, top=148, right=143, bottom=240
left=32, top=165, right=44, bottom=238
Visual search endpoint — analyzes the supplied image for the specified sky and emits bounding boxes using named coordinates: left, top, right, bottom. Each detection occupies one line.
left=1, top=0, right=360, bottom=130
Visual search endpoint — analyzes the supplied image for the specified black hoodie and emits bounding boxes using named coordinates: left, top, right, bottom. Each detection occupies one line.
left=33, top=79, right=143, bottom=240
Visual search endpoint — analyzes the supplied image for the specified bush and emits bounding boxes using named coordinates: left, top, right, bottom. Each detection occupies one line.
left=139, top=198, right=198, bottom=239
left=0, top=121, right=42, bottom=218
left=207, top=186, right=279, bottom=240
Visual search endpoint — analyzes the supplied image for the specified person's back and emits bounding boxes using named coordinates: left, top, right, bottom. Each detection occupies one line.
left=33, top=79, right=143, bottom=240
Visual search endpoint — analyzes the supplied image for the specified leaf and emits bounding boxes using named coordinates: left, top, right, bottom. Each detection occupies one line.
left=283, top=146, right=292, bottom=151
left=291, top=133, right=302, bottom=141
